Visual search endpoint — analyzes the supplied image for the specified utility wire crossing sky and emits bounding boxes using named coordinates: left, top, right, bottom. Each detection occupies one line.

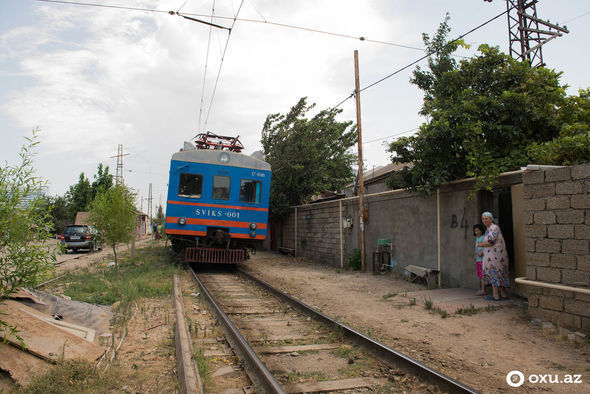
left=1, top=0, right=588, bottom=207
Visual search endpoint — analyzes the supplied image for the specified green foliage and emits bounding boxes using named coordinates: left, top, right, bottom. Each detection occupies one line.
left=64, top=164, right=113, bottom=223
left=153, top=205, right=165, bottom=226
left=91, top=163, right=113, bottom=196
left=347, top=248, right=362, bottom=270
left=88, top=185, right=136, bottom=267
left=0, top=129, right=57, bottom=344
left=0, top=129, right=57, bottom=298
left=66, top=172, right=92, bottom=221
left=388, top=17, right=589, bottom=194
left=261, top=97, right=357, bottom=218
left=13, top=359, right=120, bottom=393
left=410, top=13, right=469, bottom=117
left=53, top=246, right=178, bottom=305
left=527, top=88, right=590, bottom=165
left=43, top=195, right=68, bottom=234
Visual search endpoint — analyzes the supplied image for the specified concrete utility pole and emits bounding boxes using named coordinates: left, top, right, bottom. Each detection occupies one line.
left=353, top=50, right=367, bottom=273
left=148, top=183, right=153, bottom=243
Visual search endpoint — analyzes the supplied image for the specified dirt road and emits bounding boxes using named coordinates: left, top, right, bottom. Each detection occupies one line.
left=242, top=251, right=590, bottom=393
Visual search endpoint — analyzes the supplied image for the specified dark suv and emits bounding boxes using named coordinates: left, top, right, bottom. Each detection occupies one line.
left=60, top=225, right=102, bottom=253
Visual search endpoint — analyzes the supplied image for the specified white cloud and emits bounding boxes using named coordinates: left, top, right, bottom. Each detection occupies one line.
left=1, top=0, right=589, bottom=199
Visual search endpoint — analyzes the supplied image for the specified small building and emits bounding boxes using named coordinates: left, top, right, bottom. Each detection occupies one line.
left=345, top=162, right=411, bottom=197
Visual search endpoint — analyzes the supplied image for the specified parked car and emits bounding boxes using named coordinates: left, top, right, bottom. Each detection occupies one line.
left=60, top=225, right=102, bottom=253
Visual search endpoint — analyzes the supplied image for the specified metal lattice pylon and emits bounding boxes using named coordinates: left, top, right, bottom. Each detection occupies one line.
left=505, top=0, right=569, bottom=67
left=110, top=144, right=130, bottom=186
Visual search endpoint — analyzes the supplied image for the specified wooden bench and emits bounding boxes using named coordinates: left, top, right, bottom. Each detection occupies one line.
left=278, top=247, right=295, bottom=256
left=404, top=265, right=440, bottom=290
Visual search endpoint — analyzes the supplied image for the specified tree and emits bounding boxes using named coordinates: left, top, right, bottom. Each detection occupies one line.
left=153, top=205, right=165, bottom=227
left=46, top=195, right=69, bottom=234
left=66, top=173, right=92, bottom=222
left=65, top=164, right=113, bottom=223
left=1, top=129, right=57, bottom=342
left=261, top=97, right=357, bottom=218
left=87, top=185, right=136, bottom=270
left=91, top=163, right=113, bottom=197
left=387, top=17, right=588, bottom=194
left=527, top=88, right=590, bottom=165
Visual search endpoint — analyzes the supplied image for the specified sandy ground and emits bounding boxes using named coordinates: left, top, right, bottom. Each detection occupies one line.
left=53, top=236, right=155, bottom=274
left=242, top=251, right=590, bottom=393
left=1, top=237, right=175, bottom=392
left=7, top=242, right=589, bottom=393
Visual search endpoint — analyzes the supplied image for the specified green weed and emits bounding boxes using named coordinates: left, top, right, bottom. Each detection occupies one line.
left=456, top=304, right=478, bottom=316
left=47, top=246, right=180, bottom=306
left=14, top=359, right=120, bottom=393
left=192, top=348, right=212, bottom=389
left=381, top=293, right=397, bottom=301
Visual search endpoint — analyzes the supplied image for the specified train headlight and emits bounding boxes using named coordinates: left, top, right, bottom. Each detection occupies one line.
left=249, top=223, right=257, bottom=230
left=249, top=230, right=256, bottom=238
left=178, top=217, right=187, bottom=225
left=218, top=152, right=230, bottom=164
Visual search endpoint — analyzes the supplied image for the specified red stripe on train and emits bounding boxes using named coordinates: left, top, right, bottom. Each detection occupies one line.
left=165, top=228, right=265, bottom=240
left=166, top=217, right=267, bottom=229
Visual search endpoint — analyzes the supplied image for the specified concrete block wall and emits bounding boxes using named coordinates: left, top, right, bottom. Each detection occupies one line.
left=298, top=204, right=342, bottom=266
left=523, top=164, right=590, bottom=330
left=282, top=202, right=343, bottom=266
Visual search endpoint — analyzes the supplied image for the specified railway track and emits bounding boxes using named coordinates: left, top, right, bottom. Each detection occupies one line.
left=186, top=267, right=478, bottom=393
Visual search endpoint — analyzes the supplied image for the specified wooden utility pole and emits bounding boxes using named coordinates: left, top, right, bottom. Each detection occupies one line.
left=354, top=50, right=366, bottom=272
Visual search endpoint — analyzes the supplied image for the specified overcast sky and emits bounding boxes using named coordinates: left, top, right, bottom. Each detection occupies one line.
left=1, top=0, right=589, bottom=212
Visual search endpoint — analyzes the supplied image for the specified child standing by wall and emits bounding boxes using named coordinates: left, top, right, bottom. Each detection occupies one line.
left=473, top=224, right=486, bottom=296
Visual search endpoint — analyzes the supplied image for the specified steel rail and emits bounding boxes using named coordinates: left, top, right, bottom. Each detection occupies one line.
left=238, top=268, right=479, bottom=394
left=189, top=268, right=286, bottom=394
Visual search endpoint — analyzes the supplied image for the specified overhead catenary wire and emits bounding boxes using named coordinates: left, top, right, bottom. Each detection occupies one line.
left=332, top=6, right=513, bottom=110
left=202, top=0, right=245, bottom=132
left=35, top=0, right=426, bottom=51
left=198, top=0, right=217, bottom=133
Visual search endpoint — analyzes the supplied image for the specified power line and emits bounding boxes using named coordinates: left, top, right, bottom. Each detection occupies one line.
left=563, top=10, right=590, bottom=24
left=198, top=0, right=217, bottom=133
left=332, top=7, right=512, bottom=109
left=363, top=127, right=420, bottom=145
left=35, top=0, right=426, bottom=51
left=203, top=0, right=245, bottom=131
left=36, top=0, right=170, bottom=14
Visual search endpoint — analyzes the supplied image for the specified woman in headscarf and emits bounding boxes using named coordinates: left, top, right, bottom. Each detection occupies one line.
left=477, top=212, right=510, bottom=301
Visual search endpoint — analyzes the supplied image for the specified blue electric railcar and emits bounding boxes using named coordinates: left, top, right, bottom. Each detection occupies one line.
left=165, top=133, right=271, bottom=263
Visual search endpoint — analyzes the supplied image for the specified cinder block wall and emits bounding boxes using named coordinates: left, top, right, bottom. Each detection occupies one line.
left=523, top=164, right=590, bottom=330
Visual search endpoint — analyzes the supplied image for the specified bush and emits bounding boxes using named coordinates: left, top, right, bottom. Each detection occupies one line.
left=348, top=249, right=362, bottom=270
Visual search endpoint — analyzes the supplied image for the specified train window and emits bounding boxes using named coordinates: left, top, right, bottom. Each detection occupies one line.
left=239, top=180, right=261, bottom=203
left=178, top=173, right=203, bottom=198
left=212, top=175, right=230, bottom=200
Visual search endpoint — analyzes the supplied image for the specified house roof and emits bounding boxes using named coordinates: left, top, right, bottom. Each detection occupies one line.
left=347, top=162, right=412, bottom=188
left=74, top=212, right=88, bottom=225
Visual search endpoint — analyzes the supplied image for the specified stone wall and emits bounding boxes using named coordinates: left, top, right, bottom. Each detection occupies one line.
left=523, top=164, right=590, bottom=330
left=282, top=202, right=343, bottom=266
left=279, top=175, right=523, bottom=288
